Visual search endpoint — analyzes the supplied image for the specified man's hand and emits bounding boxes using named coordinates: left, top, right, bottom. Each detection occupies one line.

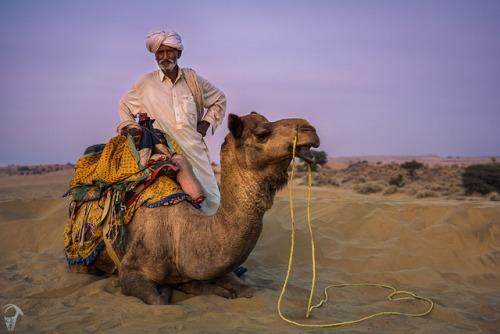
left=196, top=120, right=210, bottom=137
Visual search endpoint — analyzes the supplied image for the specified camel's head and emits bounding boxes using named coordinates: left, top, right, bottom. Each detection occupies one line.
left=224, top=112, right=320, bottom=170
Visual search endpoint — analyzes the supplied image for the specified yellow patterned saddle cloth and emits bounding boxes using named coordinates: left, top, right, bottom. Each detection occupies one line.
left=64, top=134, right=196, bottom=265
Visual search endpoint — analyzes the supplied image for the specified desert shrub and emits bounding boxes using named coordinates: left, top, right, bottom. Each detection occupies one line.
left=487, top=192, right=500, bottom=201
left=354, top=182, right=384, bottom=194
left=406, top=186, right=420, bottom=195
left=341, top=176, right=366, bottom=184
left=293, top=164, right=309, bottom=172
left=462, top=164, right=500, bottom=195
left=401, top=160, right=424, bottom=180
left=389, top=174, right=404, bottom=187
left=416, top=190, right=436, bottom=198
left=383, top=185, right=398, bottom=195
left=326, top=177, right=340, bottom=186
left=488, top=192, right=500, bottom=201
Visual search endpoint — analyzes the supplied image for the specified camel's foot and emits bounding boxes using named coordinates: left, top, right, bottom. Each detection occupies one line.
left=213, top=272, right=257, bottom=298
left=120, top=272, right=170, bottom=305
left=175, top=280, right=234, bottom=299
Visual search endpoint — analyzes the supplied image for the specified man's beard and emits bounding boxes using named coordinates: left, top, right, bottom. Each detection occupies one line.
left=158, top=59, right=177, bottom=72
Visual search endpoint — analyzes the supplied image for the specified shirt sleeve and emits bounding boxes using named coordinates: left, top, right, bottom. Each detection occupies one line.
left=119, top=83, right=141, bottom=122
left=199, top=75, right=226, bottom=135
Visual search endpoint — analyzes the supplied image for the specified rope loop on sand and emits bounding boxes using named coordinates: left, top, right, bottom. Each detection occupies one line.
left=277, top=136, right=434, bottom=328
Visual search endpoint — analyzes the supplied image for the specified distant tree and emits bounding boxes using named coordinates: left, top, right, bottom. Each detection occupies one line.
left=311, top=150, right=328, bottom=166
left=462, top=164, right=500, bottom=195
left=309, top=150, right=328, bottom=171
left=400, top=160, right=423, bottom=181
left=295, top=149, right=328, bottom=172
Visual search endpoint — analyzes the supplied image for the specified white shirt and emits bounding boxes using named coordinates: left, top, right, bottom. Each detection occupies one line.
left=119, top=69, right=226, bottom=215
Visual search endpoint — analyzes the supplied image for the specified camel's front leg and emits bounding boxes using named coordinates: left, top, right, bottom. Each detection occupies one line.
left=120, top=272, right=170, bottom=305
left=213, top=272, right=257, bottom=298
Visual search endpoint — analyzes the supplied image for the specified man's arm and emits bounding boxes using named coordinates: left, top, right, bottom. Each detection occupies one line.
left=198, top=75, right=226, bottom=135
left=119, top=84, right=141, bottom=122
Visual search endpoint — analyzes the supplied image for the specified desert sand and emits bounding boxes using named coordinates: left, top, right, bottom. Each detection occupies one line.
left=1, top=164, right=499, bottom=333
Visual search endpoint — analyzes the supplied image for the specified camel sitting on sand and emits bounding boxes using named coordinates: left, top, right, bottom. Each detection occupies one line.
left=70, top=112, right=320, bottom=305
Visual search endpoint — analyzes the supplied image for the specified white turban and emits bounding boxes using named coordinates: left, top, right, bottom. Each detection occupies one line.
left=146, top=30, right=184, bottom=53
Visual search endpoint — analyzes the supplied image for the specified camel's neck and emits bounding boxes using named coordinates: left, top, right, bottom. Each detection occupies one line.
left=174, top=139, right=290, bottom=280
left=218, top=169, right=267, bottom=223
left=208, top=146, right=287, bottom=266
left=217, top=158, right=287, bottom=225
left=175, top=142, right=289, bottom=280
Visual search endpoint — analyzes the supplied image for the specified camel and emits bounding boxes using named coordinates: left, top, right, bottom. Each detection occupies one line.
left=70, top=112, right=320, bottom=305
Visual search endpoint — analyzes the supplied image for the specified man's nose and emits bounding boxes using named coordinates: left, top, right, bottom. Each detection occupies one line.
left=157, top=51, right=168, bottom=60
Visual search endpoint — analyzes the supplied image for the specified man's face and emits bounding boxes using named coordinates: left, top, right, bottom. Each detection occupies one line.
left=155, top=45, right=181, bottom=72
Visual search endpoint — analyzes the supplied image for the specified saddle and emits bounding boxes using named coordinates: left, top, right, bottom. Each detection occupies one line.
left=64, top=116, right=204, bottom=266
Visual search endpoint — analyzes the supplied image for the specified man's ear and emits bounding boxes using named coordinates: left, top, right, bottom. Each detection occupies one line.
left=228, top=114, right=243, bottom=138
left=177, top=50, right=182, bottom=58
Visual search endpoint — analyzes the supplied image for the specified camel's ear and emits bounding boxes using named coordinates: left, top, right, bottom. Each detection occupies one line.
left=228, top=114, right=244, bottom=138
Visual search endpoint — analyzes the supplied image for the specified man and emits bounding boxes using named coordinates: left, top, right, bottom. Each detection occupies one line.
left=119, top=30, right=226, bottom=215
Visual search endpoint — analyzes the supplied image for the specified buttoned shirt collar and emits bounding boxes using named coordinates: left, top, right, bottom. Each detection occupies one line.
left=158, top=67, right=182, bottom=83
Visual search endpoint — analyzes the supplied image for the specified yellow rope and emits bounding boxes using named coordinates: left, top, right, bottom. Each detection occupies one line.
left=277, top=136, right=434, bottom=328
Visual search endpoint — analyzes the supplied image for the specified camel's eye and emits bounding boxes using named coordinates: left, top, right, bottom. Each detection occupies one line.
left=254, top=129, right=271, bottom=141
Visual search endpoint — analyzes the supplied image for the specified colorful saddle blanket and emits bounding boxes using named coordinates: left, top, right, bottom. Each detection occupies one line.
left=64, top=134, right=197, bottom=265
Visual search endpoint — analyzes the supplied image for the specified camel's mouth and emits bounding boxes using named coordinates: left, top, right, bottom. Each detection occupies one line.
left=295, top=146, right=315, bottom=164
left=294, top=124, right=320, bottom=165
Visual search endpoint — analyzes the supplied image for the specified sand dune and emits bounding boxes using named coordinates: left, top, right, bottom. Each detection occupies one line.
left=1, top=169, right=499, bottom=333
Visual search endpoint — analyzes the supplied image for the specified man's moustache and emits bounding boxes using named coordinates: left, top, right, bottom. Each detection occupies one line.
left=159, top=59, right=174, bottom=65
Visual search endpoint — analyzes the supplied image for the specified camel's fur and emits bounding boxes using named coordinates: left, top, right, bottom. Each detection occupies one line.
left=70, top=112, right=320, bottom=304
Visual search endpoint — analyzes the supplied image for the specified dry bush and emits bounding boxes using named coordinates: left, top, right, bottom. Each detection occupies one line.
left=487, top=192, right=500, bottom=201
left=354, top=182, right=385, bottom=194
left=0, top=163, right=75, bottom=176
left=298, top=159, right=495, bottom=200
left=326, top=178, right=340, bottom=186
left=389, top=174, right=404, bottom=187
left=462, top=163, right=500, bottom=195
left=383, top=185, right=398, bottom=195
left=406, top=186, right=420, bottom=195
left=416, top=189, right=436, bottom=198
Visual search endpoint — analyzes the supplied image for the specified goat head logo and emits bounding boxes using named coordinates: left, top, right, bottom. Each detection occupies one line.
left=4, top=304, right=23, bottom=332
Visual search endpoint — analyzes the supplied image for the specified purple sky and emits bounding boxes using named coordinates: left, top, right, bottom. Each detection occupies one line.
left=1, top=0, right=499, bottom=166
